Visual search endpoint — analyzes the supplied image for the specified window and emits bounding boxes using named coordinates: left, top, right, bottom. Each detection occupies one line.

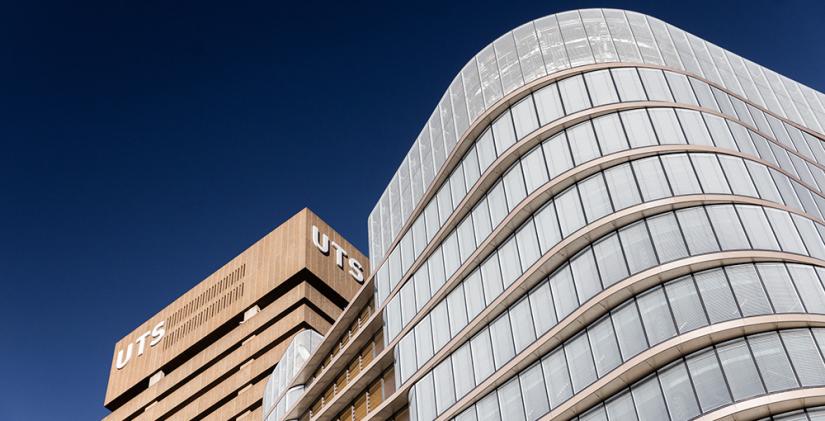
left=543, top=132, right=573, bottom=178
left=649, top=108, right=686, bottom=144
left=737, top=205, right=780, bottom=250
left=477, top=392, right=502, bottom=421
left=481, top=254, right=504, bottom=305
left=453, top=342, right=475, bottom=398
left=566, top=333, right=597, bottom=392
left=471, top=329, right=495, bottom=382
left=612, top=68, right=646, bottom=101
left=503, top=163, right=527, bottom=211
left=706, top=204, right=750, bottom=250
left=579, top=173, right=612, bottom=223
left=520, top=362, right=550, bottom=421
left=694, top=269, right=740, bottom=323
left=558, top=74, right=591, bottom=113
left=781, top=329, right=825, bottom=386
left=666, top=277, right=709, bottom=333
left=677, top=109, right=713, bottom=146
left=567, top=121, right=601, bottom=165
left=717, top=339, right=765, bottom=400
left=521, top=145, right=549, bottom=193
left=589, top=316, right=622, bottom=376
left=447, top=285, right=469, bottom=337
left=661, top=154, right=701, bottom=195
left=490, top=313, right=516, bottom=369
left=510, top=296, right=537, bottom=352
left=430, top=300, right=451, bottom=350
left=529, top=281, right=557, bottom=335
left=632, top=375, right=669, bottom=421
left=592, top=113, right=629, bottom=155
left=619, top=221, right=658, bottom=273
left=512, top=96, right=539, bottom=139
left=488, top=181, right=509, bottom=227
left=613, top=301, right=648, bottom=360
left=632, top=157, right=670, bottom=201
left=593, top=233, right=629, bottom=287
left=543, top=348, right=573, bottom=407
left=639, top=68, right=673, bottom=101
left=570, top=248, right=602, bottom=303
left=585, top=69, right=619, bottom=106
left=464, top=269, right=486, bottom=320
left=498, top=378, right=526, bottom=421
left=757, top=263, right=804, bottom=313
left=749, top=332, right=799, bottom=391
left=556, top=186, right=585, bottom=237
left=433, top=359, right=456, bottom=414
left=492, top=111, right=517, bottom=154
left=516, top=220, right=541, bottom=272
left=621, top=109, right=657, bottom=148
left=604, top=163, right=641, bottom=210
left=534, top=202, right=562, bottom=253
left=659, top=362, right=700, bottom=421
left=534, top=84, right=564, bottom=126
left=726, top=264, right=773, bottom=316
left=473, top=199, right=493, bottom=242
left=691, top=154, right=731, bottom=194
left=676, top=207, right=719, bottom=254
left=647, top=213, right=688, bottom=263
left=550, top=265, right=578, bottom=320
left=499, top=235, right=522, bottom=287
left=638, top=287, right=676, bottom=345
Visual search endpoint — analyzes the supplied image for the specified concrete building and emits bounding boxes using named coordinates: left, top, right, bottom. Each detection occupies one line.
left=102, top=209, right=367, bottom=420
left=262, top=8, right=825, bottom=421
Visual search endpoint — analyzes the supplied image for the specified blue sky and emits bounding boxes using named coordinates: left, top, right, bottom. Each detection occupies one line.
left=1, top=0, right=823, bottom=419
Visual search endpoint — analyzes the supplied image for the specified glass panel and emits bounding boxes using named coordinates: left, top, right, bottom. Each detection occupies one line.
left=717, top=338, right=765, bottom=400
left=749, top=332, right=799, bottom=391
left=589, top=316, right=622, bottom=376
left=592, top=113, right=629, bottom=155
left=676, top=207, right=720, bottom=254
left=780, top=329, right=825, bottom=386
left=632, top=375, right=669, bottom=421
left=471, top=328, right=495, bottom=382
left=490, top=313, right=516, bottom=369
left=566, top=332, right=597, bottom=392
left=512, top=96, right=539, bottom=139
left=534, top=84, right=564, bottom=126
left=543, top=347, right=573, bottom=408
left=567, top=120, right=601, bottom=165
left=612, top=68, right=646, bottom=102
left=758, top=263, right=804, bottom=313
left=516, top=219, right=541, bottom=272
left=659, top=362, right=701, bottom=421
left=534, top=201, right=562, bottom=253
left=648, top=212, right=689, bottom=263
left=550, top=265, right=578, bottom=320
left=520, top=362, right=550, bottom=421
left=558, top=74, right=591, bottom=114
left=570, top=248, right=602, bottom=303
left=543, top=132, right=573, bottom=179
left=556, top=186, right=586, bottom=237
left=604, top=163, right=641, bottom=210
left=619, top=220, right=658, bottom=273
left=661, top=154, right=701, bottom=195
left=510, top=296, right=537, bottom=353
left=665, top=276, right=708, bottom=333
left=621, top=109, right=657, bottom=148
left=522, top=145, right=549, bottom=193
left=434, top=359, right=456, bottom=414
left=530, top=281, right=557, bottom=335
left=686, top=349, right=732, bottom=411
left=649, top=108, right=686, bottom=144
left=694, top=269, right=740, bottom=323
left=593, top=233, right=629, bottom=287
left=453, top=342, right=476, bottom=398
left=613, top=301, right=648, bottom=360
left=585, top=69, right=619, bottom=106
left=639, top=68, right=673, bottom=101
left=638, top=287, right=676, bottom=345
left=727, top=264, right=773, bottom=316
left=632, top=157, right=671, bottom=201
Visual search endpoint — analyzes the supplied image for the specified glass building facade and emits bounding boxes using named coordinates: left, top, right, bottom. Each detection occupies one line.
left=268, top=9, right=825, bottom=421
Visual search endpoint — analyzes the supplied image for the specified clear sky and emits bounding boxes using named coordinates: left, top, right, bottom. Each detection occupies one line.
left=1, top=0, right=823, bottom=419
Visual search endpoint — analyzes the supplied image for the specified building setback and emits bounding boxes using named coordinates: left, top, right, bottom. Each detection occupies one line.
left=103, top=208, right=367, bottom=420
left=261, top=8, right=825, bottom=421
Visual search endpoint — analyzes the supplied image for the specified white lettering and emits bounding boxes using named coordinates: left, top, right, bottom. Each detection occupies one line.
left=115, top=320, right=166, bottom=370
left=311, top=225, right=365, bottom=283
left=311, top=225, right=329, bottom=254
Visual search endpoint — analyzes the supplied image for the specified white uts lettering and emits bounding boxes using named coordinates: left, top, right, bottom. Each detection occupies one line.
left=312, top=225, right=364, bottom=284
left=116, top=321, right=165, bottom=370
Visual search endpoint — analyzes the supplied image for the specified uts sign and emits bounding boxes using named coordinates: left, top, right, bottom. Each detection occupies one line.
left=312, top=225, right=364, bottom=283
left=115, top=321, right=165, bottom=369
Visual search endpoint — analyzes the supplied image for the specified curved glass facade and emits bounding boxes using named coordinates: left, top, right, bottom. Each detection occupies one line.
left=269, top=8, right=825, bottom=421
left=371, top=8, right=825, bottom=421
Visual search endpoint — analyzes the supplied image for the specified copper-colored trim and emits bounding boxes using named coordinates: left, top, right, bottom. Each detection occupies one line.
left=375, top=99, right=825, bottom=337
left=283, top=142, right=824, bottom=420
left=533, top=315, right=825, bottom=421
left=695, top=387, right=825, bottom=420
left=293, top=85, right=825, bottom=419
left=370, top=61, right=825, bottom=298
left=364, top=193, right=825, bottom=421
